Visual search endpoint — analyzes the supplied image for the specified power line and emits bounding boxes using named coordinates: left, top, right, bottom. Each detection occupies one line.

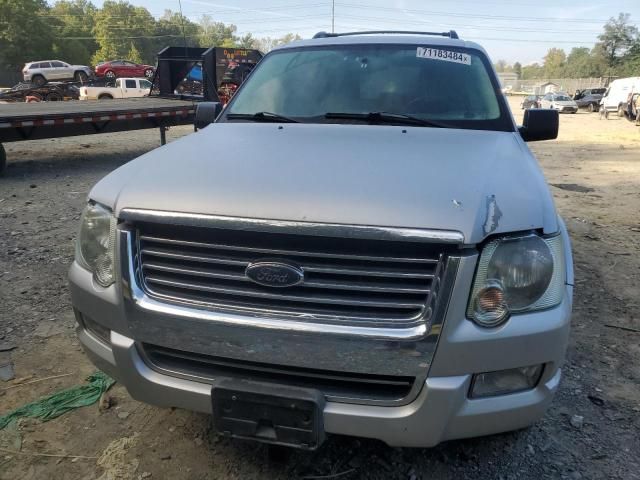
left=336, top=2, right=614, bottom=24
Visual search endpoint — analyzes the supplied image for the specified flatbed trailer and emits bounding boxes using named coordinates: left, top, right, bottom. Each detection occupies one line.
left=0, top=97, right=197, bottom=175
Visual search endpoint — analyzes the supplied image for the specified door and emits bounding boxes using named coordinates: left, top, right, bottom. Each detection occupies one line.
left=123, top=79, right=137, bottom=97
left=138, top=79, right=152, bottom=96
left=122, top=61, right=142, bottom=77
left=38, top=62, right=54, bottom=80
left=50, top=61, right=70, bottom=80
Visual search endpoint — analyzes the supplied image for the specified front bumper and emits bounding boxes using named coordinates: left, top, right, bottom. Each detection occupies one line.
left=70, top=224, right=573, bottom=447
left=78, top=324, right=562, bottom=447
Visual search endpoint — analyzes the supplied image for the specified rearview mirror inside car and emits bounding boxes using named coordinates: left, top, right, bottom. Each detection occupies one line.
left=518, top=109, right=559, bottom=142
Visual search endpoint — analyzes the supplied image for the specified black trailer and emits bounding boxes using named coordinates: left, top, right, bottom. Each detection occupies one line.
left=0, top=97, right=196, bottom=174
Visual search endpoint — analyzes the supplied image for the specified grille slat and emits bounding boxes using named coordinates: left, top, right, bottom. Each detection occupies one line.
left=143, top=261, right=431, bottom=294
left=135, top=222, right=449, bottom=326
left=145, top=275, right=427, bottom=309
left=139, top=234, right=439, bottom=264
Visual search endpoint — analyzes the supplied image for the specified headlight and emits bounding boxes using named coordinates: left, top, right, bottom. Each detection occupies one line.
left=75, top=202, right=116, bottom=287
left=468, top=234, right=565, bottom=327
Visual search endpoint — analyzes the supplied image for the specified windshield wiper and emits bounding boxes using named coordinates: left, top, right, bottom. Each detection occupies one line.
left=324, top=111, right=449, bottom=128
left=226, top=112, right=299, bottom=123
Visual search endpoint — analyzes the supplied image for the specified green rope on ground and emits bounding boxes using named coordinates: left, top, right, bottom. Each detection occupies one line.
left=0, top=371, right=115, bottom=429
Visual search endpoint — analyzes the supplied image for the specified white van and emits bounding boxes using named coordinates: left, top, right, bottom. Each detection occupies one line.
left=601, top=77, right=640, bottom=116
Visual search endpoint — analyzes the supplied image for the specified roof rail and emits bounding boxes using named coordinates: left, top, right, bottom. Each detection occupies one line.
left=313, top=30, right=459, bottom=40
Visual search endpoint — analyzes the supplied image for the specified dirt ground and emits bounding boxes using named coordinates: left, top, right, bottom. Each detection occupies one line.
left=1, top=98, right=639, bottom=480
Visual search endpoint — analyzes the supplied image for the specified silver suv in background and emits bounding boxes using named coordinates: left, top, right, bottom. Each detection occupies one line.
left=70, top=31, right=573, bottom=450
left=23, top=60, right=93, bottom=86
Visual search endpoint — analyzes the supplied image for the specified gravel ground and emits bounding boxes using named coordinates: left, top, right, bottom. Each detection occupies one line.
left=1, top=101, right=639, bottom=480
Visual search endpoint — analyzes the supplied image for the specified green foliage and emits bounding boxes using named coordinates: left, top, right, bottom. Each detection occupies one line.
left=596, top=13, right=639, bottom=68
left=0, top=0, right=56, bottom=68
left=50, top=0, right=97, bottom=66
left=91, top=1, right=157, bottom=65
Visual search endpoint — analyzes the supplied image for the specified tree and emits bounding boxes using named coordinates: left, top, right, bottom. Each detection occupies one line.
left=50, top=0, right=98, bottom=67
left=127, top=42, right=142, bottom=63
left=198, top=15, right=237, bottom=48
left=251, top=33, right=302, bottom=53
left=564, top=47, right=603, bottom=78
left=521, top=63, right=543, bottom=80
left=494, top=59, right=508, bottom=73
left=91, top=1, right=157, bottom=65
left=154, top=9, right=200, bottom=53
left=512, top=62, right=522, bottom=79
left=543, top=48, right=566, bottom=78
left=596, top=13, right=638, bottom=68
left=0, top=0, right=55, bottom=70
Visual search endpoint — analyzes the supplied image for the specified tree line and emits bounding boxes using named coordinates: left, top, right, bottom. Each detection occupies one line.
left=494, top=13, right=639, bottom=80
left=0, top=0, right=301, bottom=71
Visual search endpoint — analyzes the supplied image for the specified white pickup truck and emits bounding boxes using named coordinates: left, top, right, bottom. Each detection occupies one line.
left=79, top=78, right=152, bottom=100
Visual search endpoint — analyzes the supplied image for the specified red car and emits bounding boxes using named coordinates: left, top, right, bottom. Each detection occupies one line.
left=94, top=60, right=155, bottom=81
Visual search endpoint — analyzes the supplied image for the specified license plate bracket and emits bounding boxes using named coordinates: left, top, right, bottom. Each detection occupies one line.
left=212, top=379, right=325, bottom=450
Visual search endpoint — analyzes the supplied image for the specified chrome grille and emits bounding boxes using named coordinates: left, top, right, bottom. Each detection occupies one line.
left=133, top=222, right=450, bottom=328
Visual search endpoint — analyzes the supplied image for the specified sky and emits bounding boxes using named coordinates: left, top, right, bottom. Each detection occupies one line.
left=88, top=0, right=640, bottom=64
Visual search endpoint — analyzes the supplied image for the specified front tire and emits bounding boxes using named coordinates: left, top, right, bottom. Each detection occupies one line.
left=588, top=103, right=595, bottom=113
left=74, top=71, right=89, bottom=83
left=31, top=75, right=46, bottom=87
left=618, top=105, right=625, bottom=117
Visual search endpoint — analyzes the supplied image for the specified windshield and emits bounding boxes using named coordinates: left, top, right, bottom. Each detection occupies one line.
left=554, top=95, right=572, bottom=101
left=223, top=44, right=512, bottom=131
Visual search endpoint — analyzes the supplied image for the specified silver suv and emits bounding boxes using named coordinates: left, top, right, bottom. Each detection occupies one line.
left=23, top=60, right=93, bottom=86
left=70, top=31, right=573, bottom=449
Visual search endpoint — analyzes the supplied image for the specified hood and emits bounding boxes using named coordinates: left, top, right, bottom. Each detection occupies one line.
left=90, top=123, right=558, bottom=245
left=553, top=100, right=577, bottom=106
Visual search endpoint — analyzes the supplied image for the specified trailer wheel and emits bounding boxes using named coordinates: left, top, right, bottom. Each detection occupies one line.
left=46, top=92, right=63, bottom=101
left=74, top=71, right=89, bottom=83
left=144, top=69, right=154, bottom=79
left=105, top=71, right=116, bottom=80
left=32, top=75, right=46, bottom=87
left=0, top=144, right=6, bottom=177
left=98, top=93, right=113, bottom=100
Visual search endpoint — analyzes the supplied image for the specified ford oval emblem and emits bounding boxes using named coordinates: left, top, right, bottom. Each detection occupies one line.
left=245, top=262, right=304, bottom=288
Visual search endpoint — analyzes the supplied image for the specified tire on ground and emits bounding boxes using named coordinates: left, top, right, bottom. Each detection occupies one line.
left=98, top=94, right=113, bottom=100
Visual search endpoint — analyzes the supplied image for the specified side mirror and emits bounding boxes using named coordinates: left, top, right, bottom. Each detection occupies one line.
left=195, top=102, right=222, bottom=130
left=518, top=108, right=558, bottom=142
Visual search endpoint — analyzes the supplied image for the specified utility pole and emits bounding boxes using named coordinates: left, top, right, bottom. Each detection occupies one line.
left=331, top=0, right=335, bottom=33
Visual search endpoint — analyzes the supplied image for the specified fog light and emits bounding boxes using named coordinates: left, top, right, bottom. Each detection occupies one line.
left=81, top=314, right=111, bottom=345
left=470, top=365, right=544, bottom=398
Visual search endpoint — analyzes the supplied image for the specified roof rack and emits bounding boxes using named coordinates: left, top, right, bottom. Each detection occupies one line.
left=313, top=30, right=459, bottom=40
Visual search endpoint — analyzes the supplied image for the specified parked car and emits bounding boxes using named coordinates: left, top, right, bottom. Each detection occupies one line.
left=22, top=60, right=92, bottom=86
left=520, top=95, right=541, bottom=109
left=94, top=60, right=155, bottom=81
left=573, top=87, right=606, bottom=100
left=622, top=92, right=639, bottom=123
left=0, top=82, right=80, bottom=102
left=600, top=77, right=640, bottom=117
left=79, top=78, right=152, bottom=100
left=539, top=92, right=578, bottom=113
left=70, top=31, right=572, bottom=450
left=574, top=93, right=603, bottom=112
